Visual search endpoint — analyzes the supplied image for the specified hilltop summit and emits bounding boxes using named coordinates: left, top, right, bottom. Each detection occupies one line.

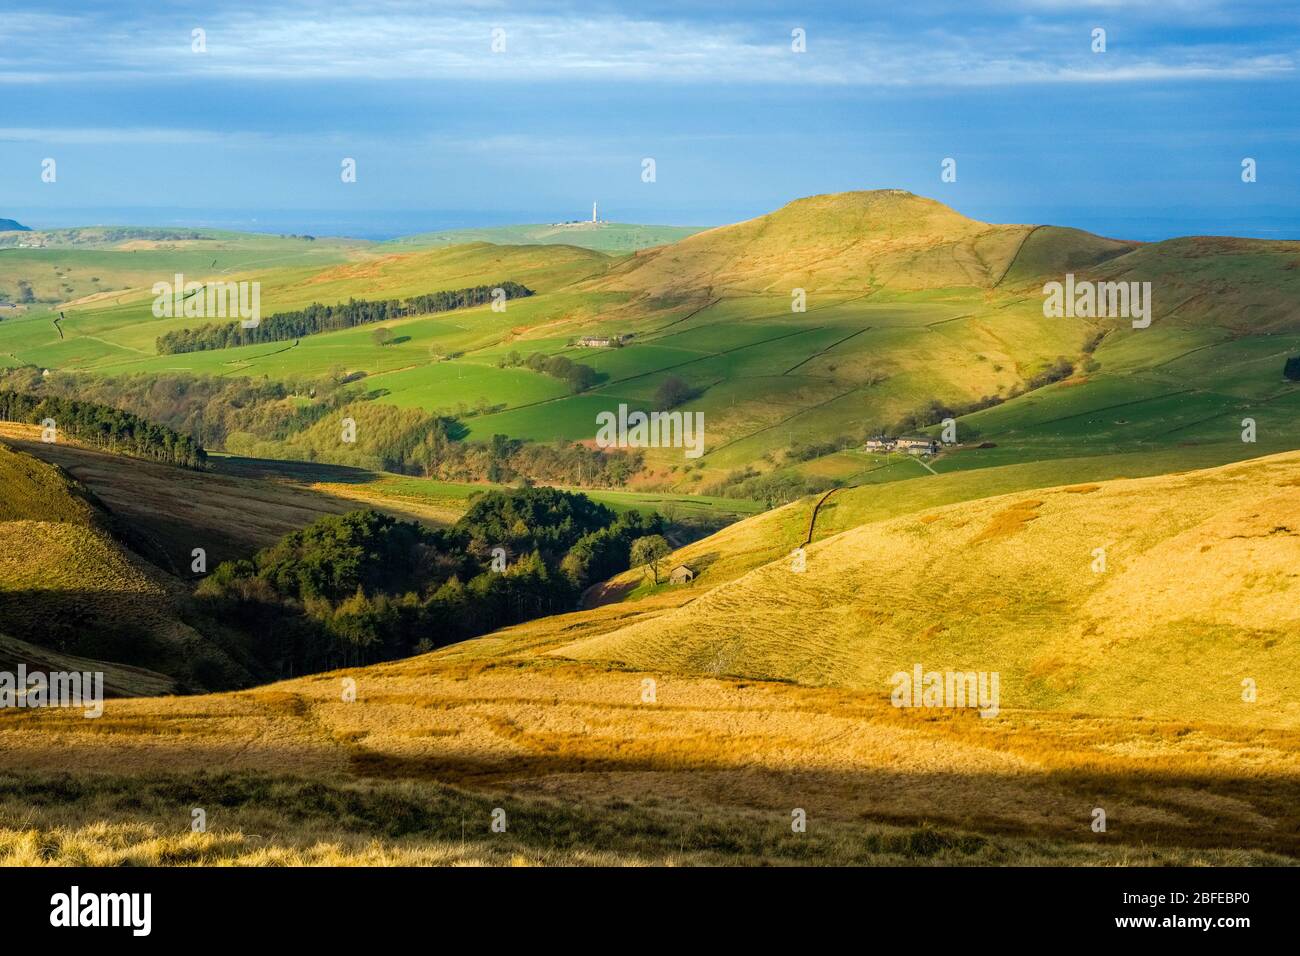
left=596, top=189, right=1041, bottom=295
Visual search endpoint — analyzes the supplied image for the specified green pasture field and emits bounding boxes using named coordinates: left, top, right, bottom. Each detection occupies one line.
left=3, top=219, right=1299, bottom=502
left=386, top=222, right=706, bottom=254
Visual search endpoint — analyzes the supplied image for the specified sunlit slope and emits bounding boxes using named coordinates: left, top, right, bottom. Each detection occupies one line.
left=1087, top=236, right=1300, bottom=333
left=1, top=241, right=613, bottom=373
left=594, top=190, right=1037, bottom=296
left=270, top=241, right=611, bottom=306
left=0, top=442, right=248, bottom=690
left=999, top=230, right=1300, bottom=333
left=559, top=450, right=1300, bottom=727
left=0, top=231, right=365, bottom=314
left=996, top=225, right=1138, bottom=287
left=0, top=438, right=102, bottom=523
left=581, top=444, right=1290, bottom=604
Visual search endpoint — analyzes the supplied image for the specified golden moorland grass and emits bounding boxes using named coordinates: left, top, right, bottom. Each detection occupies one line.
left=0, top=650, right=1294, bottom=865
left=0, top=446, right=1296, bottom=865
left=566, top=451, right=1300, bottom=729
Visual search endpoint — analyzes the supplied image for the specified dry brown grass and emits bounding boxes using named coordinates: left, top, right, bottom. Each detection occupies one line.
left=560, top=451, right=1300, bottom=729
left=1, top=645, right=1295, bottom=863
left=2, top=447, right=1296, bottom=865
left=969, top=498, right=1043, bottom=544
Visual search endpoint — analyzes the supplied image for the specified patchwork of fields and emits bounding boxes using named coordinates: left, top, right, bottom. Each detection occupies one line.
left=5, top=194, right=1299, bottom=498
left=4, top=198, right=1297, bottom=508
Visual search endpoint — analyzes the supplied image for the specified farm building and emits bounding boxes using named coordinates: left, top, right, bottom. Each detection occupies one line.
left=895, top=436, right=939, bottom=455
left=669, top=565, right=695, bottom=584
left=864, top=435, right=940, bottom=456
left=577, top=333, right=633, bottom=348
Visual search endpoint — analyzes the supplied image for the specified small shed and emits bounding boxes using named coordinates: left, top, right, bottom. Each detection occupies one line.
left=669, top=565, right=695, bottom=584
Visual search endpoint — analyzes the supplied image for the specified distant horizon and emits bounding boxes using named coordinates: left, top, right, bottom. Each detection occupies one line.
left=5, top=2, right=1297, bottom=247
left=5, top=199, right=1299, bottom=245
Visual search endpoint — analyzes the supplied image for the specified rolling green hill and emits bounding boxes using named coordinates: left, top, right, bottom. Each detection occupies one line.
left=0, top=191, right=1296, bottom=867
left=0, top=230, right=368, bottom=315
left=2, top=190, right=1299, bottom=501
left=595, top=190, right=1033, bottom=296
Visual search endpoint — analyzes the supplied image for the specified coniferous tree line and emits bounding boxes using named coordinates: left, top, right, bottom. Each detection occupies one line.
left=0, top=389, right=206, bottom=469
left=195, top=489, right=662, bottom=675
left=155, top=281, right=534, bottom=354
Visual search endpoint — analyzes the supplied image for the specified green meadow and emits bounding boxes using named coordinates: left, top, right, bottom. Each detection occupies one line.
left=3, top=192, right=1299, bottom=501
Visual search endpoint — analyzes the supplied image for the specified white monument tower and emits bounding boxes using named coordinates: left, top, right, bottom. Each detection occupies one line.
left=592, top=201, right=598, bottom=223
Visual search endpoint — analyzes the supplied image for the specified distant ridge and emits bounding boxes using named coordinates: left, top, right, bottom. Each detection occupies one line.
left=0, top=218, right=30, bottom=232
left=388, top=221, right=705, bottom=254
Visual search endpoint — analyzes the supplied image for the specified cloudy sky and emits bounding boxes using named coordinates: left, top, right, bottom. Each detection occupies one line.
left=1, top=0, right=1297, bottom=238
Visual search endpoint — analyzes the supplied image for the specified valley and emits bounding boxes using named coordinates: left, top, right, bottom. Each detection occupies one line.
left=1, top=191, right=1297, bottom=866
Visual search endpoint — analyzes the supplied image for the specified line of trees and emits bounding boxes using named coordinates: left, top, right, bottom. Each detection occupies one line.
left=155, top=281, right=534, bottom=354
left=195, top=490, right=662, bottom=674
left=0, top=389, right=207, bottom=469
left=500, top=351, right=600, bottom=392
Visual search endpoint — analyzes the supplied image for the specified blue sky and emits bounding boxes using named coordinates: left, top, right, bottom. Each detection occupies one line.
left=1, top=0, right=1297, bottom=239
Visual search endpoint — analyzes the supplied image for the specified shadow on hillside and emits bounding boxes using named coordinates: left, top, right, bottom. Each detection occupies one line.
left=0, top=698, right=1294, bottom=859
left=344, top=748, right=1300, bottom=858
left=580, top=579, right=638, bottom=609
left=0, top=591, right=174, bottom=673
left=215, top=455, right=381, bottom=485
left=0, top=588, right=253, bottom=693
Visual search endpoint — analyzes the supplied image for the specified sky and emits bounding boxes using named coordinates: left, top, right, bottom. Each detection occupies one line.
left=1, top=0, right=1297, bottom=240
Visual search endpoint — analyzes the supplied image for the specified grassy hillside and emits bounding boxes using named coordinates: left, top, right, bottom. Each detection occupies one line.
left=0, top=242, right=614, bottom=378
left=0, top=424, right=455, bottom=569
left=0, top=441, right=249, bottom=690
left=594, top=190, right=1032, bottom=296
left=2, top=191, right=1299, bottom=499
left=3, top=194, right=1297, bottom=867
left=0, top=633, right=174, bottom=698
left=0, top=449, right=1296, bottom=864
left=389, top=222, right=705, bottom=253
left=0, top=231, right=366, bottom=312
left=2, top=656, right=1292, bottom=865
left=559, top=450, right=1300, bottom=729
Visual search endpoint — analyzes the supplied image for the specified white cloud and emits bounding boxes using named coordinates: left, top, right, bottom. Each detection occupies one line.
left=0, top=5, right=1294, bottom=87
